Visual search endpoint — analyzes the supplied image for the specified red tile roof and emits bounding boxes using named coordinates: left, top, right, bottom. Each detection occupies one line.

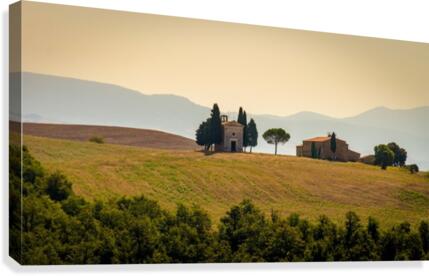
left=304, top=136, right=330, bottom=142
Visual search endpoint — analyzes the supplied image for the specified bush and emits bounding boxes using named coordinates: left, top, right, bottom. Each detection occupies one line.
left=45, top=172, right=74, bottom=201
left=406, top=164, right=419, bottom=174
left=89, top=136, right=104, bottom=144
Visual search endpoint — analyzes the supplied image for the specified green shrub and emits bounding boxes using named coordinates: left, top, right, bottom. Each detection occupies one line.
left=89, top=136, right=104, bottom=144
left=45, top=172, right=74, bottom=201
left=406, top=164, right=419, bottom=174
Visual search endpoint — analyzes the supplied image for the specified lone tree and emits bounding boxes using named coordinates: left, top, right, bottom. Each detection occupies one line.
left=246, top=118, right=258, bottom=153
left=210, top=104, right=222, bottom=148
left=374, top=144, right=394, bottom=170
left=262, top=128, right=290, bottom=155
left=330, top=132, right=337, bottom=160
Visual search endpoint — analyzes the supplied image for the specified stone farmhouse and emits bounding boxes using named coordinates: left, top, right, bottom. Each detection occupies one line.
left=296, top=136, right=360, bottom=162
left=214, top=115, right=244, bottom=152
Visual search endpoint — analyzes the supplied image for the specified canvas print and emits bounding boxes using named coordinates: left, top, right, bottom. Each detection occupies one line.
left=9, top=1, right=429, bottom=265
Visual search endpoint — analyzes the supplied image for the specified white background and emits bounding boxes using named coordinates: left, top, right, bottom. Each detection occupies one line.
left=1, top=0, right=429, bottom=275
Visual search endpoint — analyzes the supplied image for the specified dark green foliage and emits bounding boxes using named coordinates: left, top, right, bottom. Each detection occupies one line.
left=367, top=217, right=380, bottom=242
left=246, top=118, right=258, bottom=153
left=89, top=136, right=104, bottom=144
left=398, top=148, right=408, bottom=167
left=45, top=172, right=74, bottom=201
left=387, top=142, right=407, bottom=167
left=406, top=164, right=419, bottom=174
left=330, top=132, right=337, bottom=160
left=262, top=128, right=290, bottom=155
left=9, top=144, right=23, bottom=262
left=380, top=222, right=424, bottom=260
left=195, top=103, right=222, bottom=151
left=9, top=145, right=429, bottom=264
left=419, top=221, right=429, bottom=254
left=195, top=119, right=212, bottom=151
left=237, top=107, right=248, bottom=150
left=238, top=107, right=243, bottom=125
left=242, top=111, right=248, bottom=149
left=374, top=144, right=395, bottom=170
left=210, top=104, right=222, bottom=145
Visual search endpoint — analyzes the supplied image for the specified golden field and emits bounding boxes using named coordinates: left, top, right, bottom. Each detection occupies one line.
left=24, top=135, right=429, bottom=228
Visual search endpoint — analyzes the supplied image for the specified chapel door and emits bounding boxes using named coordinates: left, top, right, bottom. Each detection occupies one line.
left=231, top=141, right=236, bottom=152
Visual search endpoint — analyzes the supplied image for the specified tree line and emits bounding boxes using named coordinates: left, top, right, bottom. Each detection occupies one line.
left=195, top=104, right=258, bottom=152
left=9, top=144, right=429, bottom=264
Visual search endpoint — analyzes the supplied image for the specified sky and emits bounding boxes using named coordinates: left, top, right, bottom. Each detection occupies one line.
left=19, top=1, right=429, bottom=118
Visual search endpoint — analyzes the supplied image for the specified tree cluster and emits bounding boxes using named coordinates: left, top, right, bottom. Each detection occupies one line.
left=195, top=105, right=258, bottom=153
left=238, top=107, right=258, bottom=152
left=374, top=142, right=408, bottom=170
left=10, top=145, right=429, bottom=264
left=387, top=142, right=407, bottom=167
left=196, top=104, right=222, bottom=151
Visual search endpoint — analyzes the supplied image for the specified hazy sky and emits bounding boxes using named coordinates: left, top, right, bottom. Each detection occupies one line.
left=19, top=1, right=429, bottom=117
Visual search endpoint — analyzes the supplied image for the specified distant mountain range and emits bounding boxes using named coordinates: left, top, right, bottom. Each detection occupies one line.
left=13, top=72, right=429, bottom=169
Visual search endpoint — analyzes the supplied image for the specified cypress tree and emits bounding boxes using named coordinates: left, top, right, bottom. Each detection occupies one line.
left=330, top=132, right=337, bottom=160
left=210, top=104, right=222, bottom=148
left=242, top=111, right=248, bottom=150
left=238, top=107, right=243, bottom=124
left=247, top=118, right=258, bottom=153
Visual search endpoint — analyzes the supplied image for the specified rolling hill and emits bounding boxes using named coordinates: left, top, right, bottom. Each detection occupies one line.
left=24, top=135, right=429, bottom=228
left=23, top=123, right=197, bottom=150
left=16, top=72, right=429, bottom=169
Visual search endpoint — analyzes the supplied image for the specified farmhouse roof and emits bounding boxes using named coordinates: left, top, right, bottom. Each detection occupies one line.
left=303, top=136, right=346, bottom=143
left=303, top=136, right=331, bottom=142
left=222, top=120, right=244, bottom=127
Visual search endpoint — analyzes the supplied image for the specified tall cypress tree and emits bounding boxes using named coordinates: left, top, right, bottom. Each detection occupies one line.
left=238, top=107, right=243, bottom=124
left=330, top=132, right=337, bottom=160
left=210, top=104, right=222, bottom=148
left=247, top=118, right=258, bottom=153
left=242, top=111, right=248, bottom=150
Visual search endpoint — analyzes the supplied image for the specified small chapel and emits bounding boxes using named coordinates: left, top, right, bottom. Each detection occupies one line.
left=214, top=115, right=244, bottom=152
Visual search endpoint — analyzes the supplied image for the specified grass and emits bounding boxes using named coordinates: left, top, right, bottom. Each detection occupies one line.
left=24, top=135, right=429, bottom=228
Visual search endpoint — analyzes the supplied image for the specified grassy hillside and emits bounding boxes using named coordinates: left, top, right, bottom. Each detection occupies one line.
left=22, top=122, right=197, bottom=150
left=24, top=135, right=429, bottom=228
